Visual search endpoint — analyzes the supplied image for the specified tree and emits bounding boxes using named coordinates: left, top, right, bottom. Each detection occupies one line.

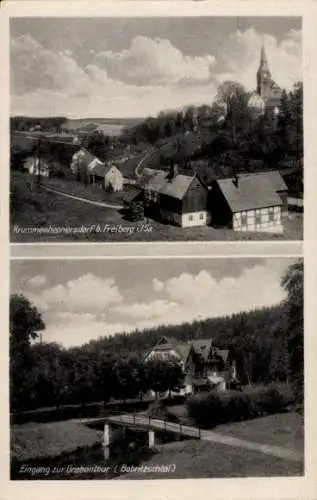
left=130, top=200, right=144, bottom=222
left=278, top=82, right=303, bottom=157
left=85, top=130, right=110, bottom=161
left=10, top=294, right=45, bottom=412
left=281, top=260, right=304, bottom=405
left=214, top=81, right=251, bottom=142
left=146, top=359, right=184, bottom=398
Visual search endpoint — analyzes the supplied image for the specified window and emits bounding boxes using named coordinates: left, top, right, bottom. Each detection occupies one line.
left=255, top=212, right=261, bottom=225
left=188, top=215, right=193, bottom=222
left=241, top=213, right=247, bottom=226
left=199, top=213, right=205, bottom=220
left=268, top=208, right=274, bottom=222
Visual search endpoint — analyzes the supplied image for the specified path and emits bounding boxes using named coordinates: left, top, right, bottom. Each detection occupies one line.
left=83, top=413, right=303, bottom=464
left=134, top=148, right=156, bottom=178
left=40, top=184, right=124, bottom=210
left=134, top=141, right=172, bottom=178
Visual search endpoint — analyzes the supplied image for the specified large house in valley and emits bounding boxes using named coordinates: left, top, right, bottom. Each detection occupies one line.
left=141, top=163, right=211, bottom=227
left=144, top=336, right=237, bottom=395
left=210, top=172, right=285, bottom=233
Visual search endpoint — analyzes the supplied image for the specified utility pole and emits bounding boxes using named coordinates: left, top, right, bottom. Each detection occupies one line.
left=37, top=137, right=42, bottom=185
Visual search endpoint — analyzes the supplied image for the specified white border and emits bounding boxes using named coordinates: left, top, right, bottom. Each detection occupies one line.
left=1, top=2, right=317, bottom=500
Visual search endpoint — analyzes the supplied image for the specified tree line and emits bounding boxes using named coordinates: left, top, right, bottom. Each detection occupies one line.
left=120, top=80, right=303, bottom=184
left=10, top=261, right=303, bottom=413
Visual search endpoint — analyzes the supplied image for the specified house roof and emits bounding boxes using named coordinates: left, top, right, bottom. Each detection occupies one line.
left=88, top=157, right=107, bottom=177
left=73, top=148, right=96, bottom=164
left=173, top=343, right=192, bottom=361
left=142, top=171, right=201, bottom=200
left=215, top=174, right=282, bottom=213
left=191, top=338, right=213, bottom=360
left=123, top=186, right=142, bottom=204
left=239, top=171, right=288, bottom=192
left=211, top=348, right=230, bottom=363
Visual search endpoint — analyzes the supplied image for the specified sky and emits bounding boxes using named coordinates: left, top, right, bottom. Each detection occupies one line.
left=10, top=258, right=295, bottom=348
left=10, top=17, right=302, bottom=118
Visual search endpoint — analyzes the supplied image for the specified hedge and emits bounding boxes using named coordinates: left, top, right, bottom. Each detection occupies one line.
left=186, top=384, right=294, bottom=428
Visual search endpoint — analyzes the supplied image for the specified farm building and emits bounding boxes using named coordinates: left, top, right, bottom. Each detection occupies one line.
left=210, top=173, right=283, bottom=233
left=141, top=163, right=210, bottom=228
left=144, top=336, right=237, bottom=395
left=70, top=148, right=123, bottom=191
left=24, top=157, right=50, bottom=177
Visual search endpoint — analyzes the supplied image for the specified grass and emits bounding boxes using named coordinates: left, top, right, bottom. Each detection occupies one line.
left=11, top=421, right=103, bottom=461
left=40, top=176, right=130, bottom=206
left=117, top=439, right=303, bottom=479
left=214, top=412, right=304, bottom=453
left=117, top=413, right=304, bottom=479
left=10, top=171, right=303, bottom=242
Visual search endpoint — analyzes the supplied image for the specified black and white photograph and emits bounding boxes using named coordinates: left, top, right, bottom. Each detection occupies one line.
left=10, top=257, right=304, bottom=480
left=10, top=16, right=303, bottom=243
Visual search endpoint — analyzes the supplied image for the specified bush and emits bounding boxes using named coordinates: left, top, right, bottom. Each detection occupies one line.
left=187, top=384, right=293, bottom=428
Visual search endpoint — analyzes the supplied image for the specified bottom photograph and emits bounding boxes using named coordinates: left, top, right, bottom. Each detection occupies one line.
left=9, top=257, right=304, bottom=480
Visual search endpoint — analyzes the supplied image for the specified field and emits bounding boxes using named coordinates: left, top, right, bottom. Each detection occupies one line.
left=10, top=171, right=303, bottom=242
left=62, top=117, right=142, bottom=136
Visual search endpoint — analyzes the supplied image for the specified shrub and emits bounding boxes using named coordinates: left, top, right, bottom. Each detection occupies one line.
left=186, top=384, right=293, bottom=428
left=130, top=200, right=144, bottom=222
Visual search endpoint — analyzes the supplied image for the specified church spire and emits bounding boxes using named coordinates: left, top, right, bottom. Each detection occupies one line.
left=257, top=37, right=271, bottom=97
left=259, top=38, right=269, bottom=72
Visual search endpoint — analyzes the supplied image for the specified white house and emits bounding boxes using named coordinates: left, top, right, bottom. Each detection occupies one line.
left=24, top=157, right=50, bottom=177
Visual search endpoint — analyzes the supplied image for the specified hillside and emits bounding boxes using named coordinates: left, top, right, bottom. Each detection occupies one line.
left=84, top=304, right=289, bottom=385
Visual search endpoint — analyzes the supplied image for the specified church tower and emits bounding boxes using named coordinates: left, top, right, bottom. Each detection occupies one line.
left=256, top=41, right=272, bottom=99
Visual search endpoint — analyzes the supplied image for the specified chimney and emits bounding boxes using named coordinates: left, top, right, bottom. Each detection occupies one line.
left=168, top=160, right=178, bottom=180
left=233, top=174, right=239, bottom=188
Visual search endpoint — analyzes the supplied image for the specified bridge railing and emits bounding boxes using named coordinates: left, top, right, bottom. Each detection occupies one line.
left=106, top=411, right=201, bottom=439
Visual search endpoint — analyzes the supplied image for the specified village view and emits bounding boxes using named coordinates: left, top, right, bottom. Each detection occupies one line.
left=10, top=259, right=304, bottom=479
left=10, top=41, right=303, bottom=242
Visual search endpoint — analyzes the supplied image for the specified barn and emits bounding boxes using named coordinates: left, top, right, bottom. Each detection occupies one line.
left=141, top=164, right=210, bottom=227
left=210, top=173, right=283, bottom=233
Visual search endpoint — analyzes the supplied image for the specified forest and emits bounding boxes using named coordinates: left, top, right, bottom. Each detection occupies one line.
left=10, top=262, right=303, bottom=414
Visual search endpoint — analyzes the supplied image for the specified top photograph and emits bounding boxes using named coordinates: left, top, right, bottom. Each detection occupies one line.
left=10, top=16, right=303, bottom=243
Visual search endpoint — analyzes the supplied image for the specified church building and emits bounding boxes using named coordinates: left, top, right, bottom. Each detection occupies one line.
left=255, top=42, right=282, bottom=121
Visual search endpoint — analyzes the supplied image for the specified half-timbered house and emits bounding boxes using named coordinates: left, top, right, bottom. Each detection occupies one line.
left=210, top=173, right=283, bottom=233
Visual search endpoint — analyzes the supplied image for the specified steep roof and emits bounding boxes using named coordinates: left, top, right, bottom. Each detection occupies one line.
left=173, top=343, right=192, bottom=361
left=143, top=171, right=202, bottom=200
left=212, top=348, right=230, bottom=363
left=215, top=174, right=282, bottom=213
left=191, top=338, right=213, bottom=360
